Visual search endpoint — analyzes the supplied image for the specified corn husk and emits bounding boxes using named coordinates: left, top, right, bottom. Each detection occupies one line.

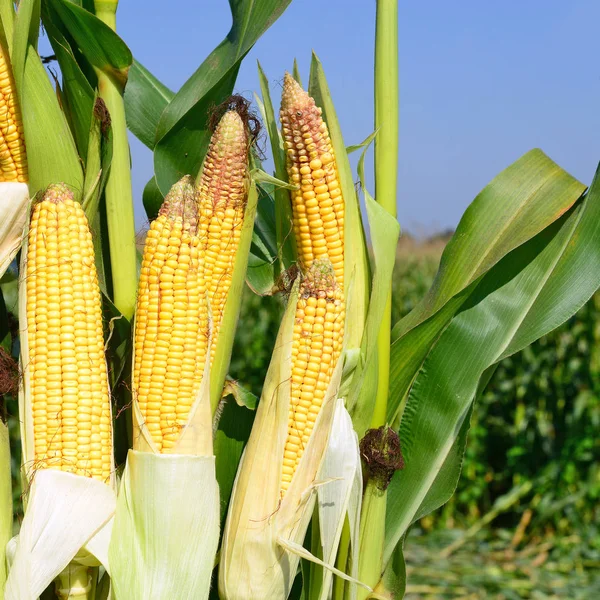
left=0, top=182, right=29, bottom=278
left=219, top=280, right=368, bottom=600
left=316, top=398, right=363, bottom=600
left=5, top=211, right=117, bottom=600
left=108, top=449, right=219, bottom=599
left=108, top=296, right=219, bottom=598
left=0, top=420, right=12, bottom=597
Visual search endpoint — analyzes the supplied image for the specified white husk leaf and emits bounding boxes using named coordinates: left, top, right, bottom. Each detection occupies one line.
left=5, top=470, right=116, bottom=600
left=0, top=182, right=29, bottom=278
left=112, top=294, right=219, bottom=597
left=108, top=450, right=220, bottom=599
left=317, top=399, right=363, bottom=600
left=219, top=278, right=357, bottom=600
left=6, top=206, right=118, bottom=600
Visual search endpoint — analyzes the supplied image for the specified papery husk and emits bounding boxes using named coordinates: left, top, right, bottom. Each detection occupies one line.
left=0, top=182, right=29, bottom=278
left=109, top=307, right=219, bottom=598
left=317, top=399, right=363, bottom=600
left=219, top=281, right=366, bottom=600
left=5, top=470, right=116, bottom=600
left=108, top=449, right=219, bottom=600
left=5, top=213, right=117, bottom=600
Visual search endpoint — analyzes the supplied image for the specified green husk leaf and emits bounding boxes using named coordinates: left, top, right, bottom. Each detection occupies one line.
left=252, top=168, right=297, bottom=191
left=257, top=61, right=296, bottom=269
left=221, top=377, right=258, bottom=411
left=344, top=137, right=399, bottom=436
left=142, top=175, right=164, bottom=222
left=219, top=273, right=347, bottom=599
left=108, top=450, right=220, bottom=600
left=41, top=2, right=95, bottom=161
left=317, top=400, right=363, bottom=600
left=14, top=5, right=83, bottom=195
left=214, top=400, right=255, bottom=524
left=309, top=52, right=370, bottom=351
left=209, top=180, right=259, bottom=414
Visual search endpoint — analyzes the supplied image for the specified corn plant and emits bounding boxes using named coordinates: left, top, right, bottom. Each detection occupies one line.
left=0, top=0, right=598, bottom=598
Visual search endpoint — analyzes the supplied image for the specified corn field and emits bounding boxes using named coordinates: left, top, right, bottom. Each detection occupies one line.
left=0, top=1, right=599, bottom=599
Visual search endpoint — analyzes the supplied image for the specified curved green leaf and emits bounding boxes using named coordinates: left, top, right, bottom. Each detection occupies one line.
left=48, top=0, right=132, bottom=89
left=153, top=0, right=293, bottom=195
left=124, top=59, right=174, bottom=149
left=42, top=4, right=95, bottom=160
left=387, top=150, right=586, bottom=424
left=383, top=163, right=600, bottom=569
left=257, top=61, right=296, bottom=270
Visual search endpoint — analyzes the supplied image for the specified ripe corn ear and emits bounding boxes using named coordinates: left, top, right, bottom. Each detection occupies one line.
left=219, top=259, right=347, bottom=600
left=0, top=46, right=27, bottom=183
left=281, top=260, right=344, bottom=495
left=280, top=73, right=344, bottom=285
left=133, top=110, right=249, bottom=452
left=25, top=184, right=112, bottom=482
left=196, top=109, right=248, bottom=363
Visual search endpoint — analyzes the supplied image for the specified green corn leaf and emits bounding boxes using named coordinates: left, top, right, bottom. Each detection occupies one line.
left=13, top=2, right=83, bottom=195
left=292, top=58, right=302, bottom=87
left=47, top=0, right=132, bottom=89
left=309, top=53, right=370, bottom=352
left=383, top=162, right=600, bottom=575
left=214, top=400, right=255, bottom=524
left=246, top=183, right=278, bottom=296
left=387, top=149, right=586, bottom=424
left=142, top=175, right=164, bottom=222
left=345, top=137, right=400, bottom=437
left=257, top=61, right=296, bottom=270
left=152, top=0, right=292, bottom=196
left=124, top=59, right=174, bottom=149
left=41, top=2, right=95, bottom=161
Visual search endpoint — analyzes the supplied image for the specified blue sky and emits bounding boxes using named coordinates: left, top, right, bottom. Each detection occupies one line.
left=111, top=0, right=600, bottom=234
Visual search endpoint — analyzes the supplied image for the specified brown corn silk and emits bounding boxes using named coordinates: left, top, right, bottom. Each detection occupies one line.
left=0, top=45, right=27, bottom=183
left=133, top=110, right=248, bottom=452
left=280, top=73, right=344, bottom=286
left=25, top=185, right=112, bottom=481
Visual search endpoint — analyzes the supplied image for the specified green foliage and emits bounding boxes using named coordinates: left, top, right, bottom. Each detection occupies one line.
left=391, top=246, right=600, bottom=538
left=226, top=239, right=600, bottom=542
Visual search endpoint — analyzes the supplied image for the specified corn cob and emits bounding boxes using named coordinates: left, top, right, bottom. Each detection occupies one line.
left=196, top=109, right=248, bottom=362
left=133, top=177, right=204, bottom=451
left=281, top=259, right=344, bottom=495
left=25, top=184, right=112, bottom=481
left=133, top=110, right=248, bottom=452
left=280, top=73, right=343, bottom=285
left=0, top=46, right=27, bottom=183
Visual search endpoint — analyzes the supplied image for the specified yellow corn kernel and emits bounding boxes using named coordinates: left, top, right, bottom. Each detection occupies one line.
left=133, top=177, right=206, bottom=452
left=196, top=109, right=249, bottom=364
left=26, top=184, right=111, bottom=481
left=0, top=45, right=27, bottom=182
left=280, top=74, right=343, bottom=285
left=134, top=109, right=249, bottom=452
left=280, top=259, right=345, bottom=496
